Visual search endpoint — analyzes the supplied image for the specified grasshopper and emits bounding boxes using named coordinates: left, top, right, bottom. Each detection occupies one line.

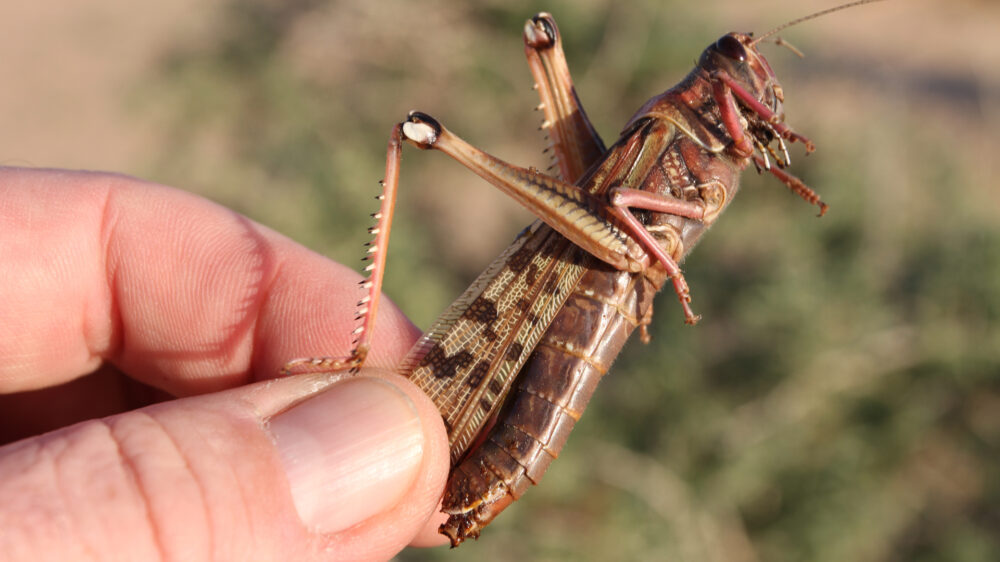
left=285, top=0, right=885, bottom=546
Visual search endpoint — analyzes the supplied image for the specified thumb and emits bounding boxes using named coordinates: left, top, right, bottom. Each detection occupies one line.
left=0, top=370, right=450, bottom=561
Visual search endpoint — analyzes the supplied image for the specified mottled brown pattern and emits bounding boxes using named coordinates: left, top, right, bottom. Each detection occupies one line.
left=462, top=295, right=498, bottom=324
left=506, top=342, right=524, bottom=362
left=543, top=276, right=561, bottom=296
left=466, top=360, right=490, bottom=388
left=481, top=327, right=498, bottom=342
left=399, top=224, right=586, bottom=466
left=421, top=344, right=475, bottom=379
left=506, top=243, right=534, bottom=273
left=488, top=378, right=503, bottom=395
left=525, top=262, right=539, bottom=285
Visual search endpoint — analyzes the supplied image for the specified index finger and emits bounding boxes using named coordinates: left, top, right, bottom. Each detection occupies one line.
left=0, top=167, right=420, bottom=396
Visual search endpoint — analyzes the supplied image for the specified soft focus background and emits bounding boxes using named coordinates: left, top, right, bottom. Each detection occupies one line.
left=2, top=0, right=997, bottom=560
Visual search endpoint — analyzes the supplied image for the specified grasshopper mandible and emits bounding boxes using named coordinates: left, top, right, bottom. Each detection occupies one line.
left=285, top=0, right=885, bottom=546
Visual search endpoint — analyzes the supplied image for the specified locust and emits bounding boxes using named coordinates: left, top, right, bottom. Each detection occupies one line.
left=284, top=0, right=885, bottom=547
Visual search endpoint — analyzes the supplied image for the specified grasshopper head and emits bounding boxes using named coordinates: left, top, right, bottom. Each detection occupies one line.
left=699, top=0, right=886, bottom=147
left=702, top=32, right=785, bottom=125
left=698, top=31, right=801, bottom=157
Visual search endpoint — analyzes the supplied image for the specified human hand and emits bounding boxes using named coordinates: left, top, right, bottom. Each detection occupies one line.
left=0, top=167, right=451, bottom=560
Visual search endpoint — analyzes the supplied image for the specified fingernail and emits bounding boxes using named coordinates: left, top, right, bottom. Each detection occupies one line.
left=269, top=377, right=425, bottom=533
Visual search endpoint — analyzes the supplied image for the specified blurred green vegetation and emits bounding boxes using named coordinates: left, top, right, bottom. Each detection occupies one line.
left=142, top=0, right=999, bottom=560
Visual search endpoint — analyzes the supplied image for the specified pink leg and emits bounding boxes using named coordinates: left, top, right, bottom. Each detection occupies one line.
left=609, top=204, right=700, bottom=324
left=712, top=77, right=755, bottom=158
left=754, top=155, right=829, bottom=216
left=281, top=124, right=403, bottom=375
left=712, top=70, right=816, bottom=153
left=709, top=71, right=827, bottom=218
left=610, top=187, right=707, bottom=220
left=606, top=186, right=705, bottom=324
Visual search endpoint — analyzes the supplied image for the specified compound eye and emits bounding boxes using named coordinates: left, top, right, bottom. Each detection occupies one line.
left=716, top=35, right=747, bottom=61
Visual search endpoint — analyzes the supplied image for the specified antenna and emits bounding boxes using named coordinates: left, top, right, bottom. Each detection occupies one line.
left=752, top=0, right=887, bottom=45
